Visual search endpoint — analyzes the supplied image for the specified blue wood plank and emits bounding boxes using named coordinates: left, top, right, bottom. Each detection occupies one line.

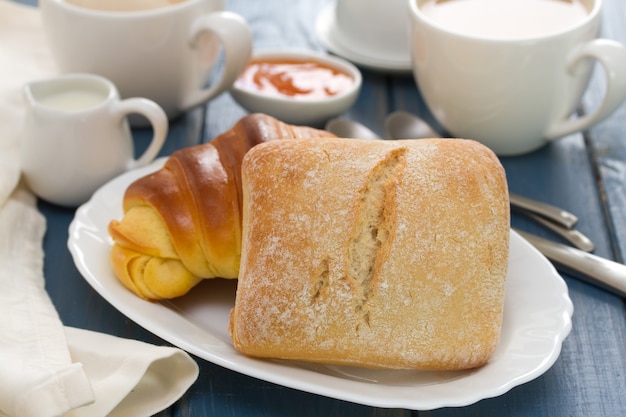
left=583, top=0, right=626, bottom=264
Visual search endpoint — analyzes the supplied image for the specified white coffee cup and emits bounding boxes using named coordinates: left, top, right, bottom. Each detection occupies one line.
left=21, top=73, right=168, bottom=207
left=408, top=0, right=626, bottom=156
left=40, top=0, right=252, bottom=120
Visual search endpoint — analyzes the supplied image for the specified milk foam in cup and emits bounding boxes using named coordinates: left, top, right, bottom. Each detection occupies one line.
left=409, top=0, right=626, bottom=156
left=40, top=0, right=252, bottom=120
left=21, top=73, right=168, bottom=207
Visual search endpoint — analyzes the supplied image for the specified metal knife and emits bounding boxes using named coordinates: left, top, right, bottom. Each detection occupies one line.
left=515, top=229, right=626, bottom=298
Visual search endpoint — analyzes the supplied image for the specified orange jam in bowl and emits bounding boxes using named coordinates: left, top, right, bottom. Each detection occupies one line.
left=235, top=58, right=355, bottom=100
left=230, top=49, right=362, bottom=125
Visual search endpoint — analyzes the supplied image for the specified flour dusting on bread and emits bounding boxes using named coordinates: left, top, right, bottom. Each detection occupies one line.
left=230, top=138, right=509, bottom=370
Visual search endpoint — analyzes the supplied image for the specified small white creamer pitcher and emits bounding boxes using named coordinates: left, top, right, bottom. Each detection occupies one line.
left=21, top=73, right=168, bottom=207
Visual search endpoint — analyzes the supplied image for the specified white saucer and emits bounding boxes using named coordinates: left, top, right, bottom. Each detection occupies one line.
left=315, top=4, right=412, bottom=73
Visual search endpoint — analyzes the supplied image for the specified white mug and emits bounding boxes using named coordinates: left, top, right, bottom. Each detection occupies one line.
left=40, top=0, right=252, bottom=120
left=408, top=0, right=626, bottom=156
left=21, top=73, right=168, bottom=207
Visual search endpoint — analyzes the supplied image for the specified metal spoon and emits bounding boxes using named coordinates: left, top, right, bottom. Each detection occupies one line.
left=382, top=110, right=583, bottom=233
left=325, top=118, right=380, bottom=140
left=384, top=110, right=440, bottom=139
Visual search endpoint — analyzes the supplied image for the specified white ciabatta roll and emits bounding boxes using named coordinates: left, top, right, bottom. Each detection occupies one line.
left=229, top=138, right=510, bottom=370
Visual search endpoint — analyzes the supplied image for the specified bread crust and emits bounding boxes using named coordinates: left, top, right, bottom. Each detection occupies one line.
left=230, top=138, right=510, bottom=370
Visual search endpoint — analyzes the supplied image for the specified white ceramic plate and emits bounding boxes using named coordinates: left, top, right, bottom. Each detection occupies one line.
left=68, top=158, right=573, bottom=410
left=314, top=4, right=413, bottom=73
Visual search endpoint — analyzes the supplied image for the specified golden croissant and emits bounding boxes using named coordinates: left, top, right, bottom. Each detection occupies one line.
left=108, top=114, right=335, bottom=300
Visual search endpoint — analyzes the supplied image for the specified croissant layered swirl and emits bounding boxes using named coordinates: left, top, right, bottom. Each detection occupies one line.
left=108, top=114, right=335, bottom=300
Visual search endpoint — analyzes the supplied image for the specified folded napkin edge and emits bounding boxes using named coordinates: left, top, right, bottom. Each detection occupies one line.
left=15, top=363, right=94, bottom=417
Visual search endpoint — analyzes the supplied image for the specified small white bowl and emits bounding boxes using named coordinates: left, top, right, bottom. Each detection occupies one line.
left=230, top=49, right=362, bottom=126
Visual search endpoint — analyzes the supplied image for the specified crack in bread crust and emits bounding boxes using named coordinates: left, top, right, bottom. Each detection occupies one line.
left=311, top=258, right=330, bottom=302
left=346, top=148, right=406, bottom=327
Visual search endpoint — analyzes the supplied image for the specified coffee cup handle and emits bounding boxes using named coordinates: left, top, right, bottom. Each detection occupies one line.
left=114, top=98, right=168, bottom=169
left=182, top=11, right=252, bottom=110
left=546, top=39, right=626, bottom=140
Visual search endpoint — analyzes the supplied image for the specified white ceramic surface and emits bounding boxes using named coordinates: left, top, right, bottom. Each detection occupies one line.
left=409, top=0, right=626, bottom=156
left=315, top=3, right=412, bottom=72
left=230, top=49, right=362, bottom=125
left=40, top=0, right=252, bottom=119
left=68, top=158, right=573, bottom=410
left=21, top=74, right=167, bottom=207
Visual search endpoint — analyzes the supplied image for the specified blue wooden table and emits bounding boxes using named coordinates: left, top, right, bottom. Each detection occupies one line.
left=14, top=0, right=626, bottom=415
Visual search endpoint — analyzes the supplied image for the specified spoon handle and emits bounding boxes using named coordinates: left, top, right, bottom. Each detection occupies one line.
left=515, top=229, right=626, bottom=298
left=509, top=193, right=578, bottom=229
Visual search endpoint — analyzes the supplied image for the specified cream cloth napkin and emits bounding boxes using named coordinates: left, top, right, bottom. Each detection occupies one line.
left=0, top=2, right=199, bottom=417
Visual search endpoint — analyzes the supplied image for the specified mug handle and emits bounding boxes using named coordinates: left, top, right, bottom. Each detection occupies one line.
left=182, top=11, right=253, bottom=110
left=546, top=39, right=626, bottom=140
left=114, top=98, right=168, bottom=169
